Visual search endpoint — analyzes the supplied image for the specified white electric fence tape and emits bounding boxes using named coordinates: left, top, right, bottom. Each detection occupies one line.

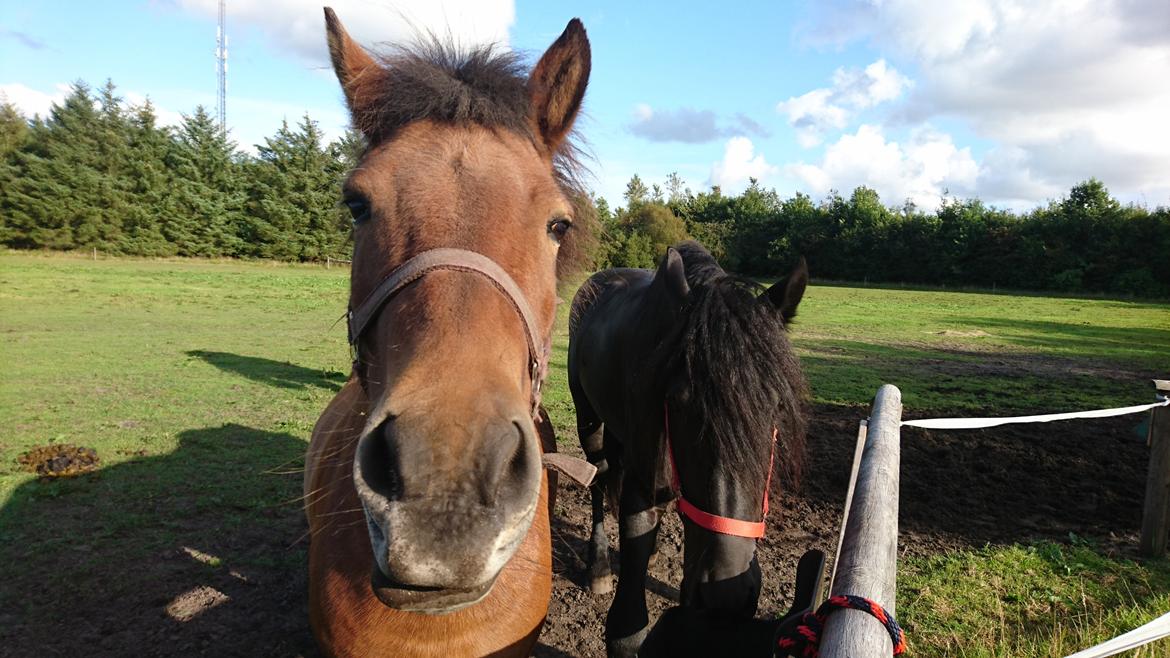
left=898, top=393, right=1170, bottom=656
left=902, top=396, right=1169, bottom=430
left=1064, top=611, right=1170, bottom=658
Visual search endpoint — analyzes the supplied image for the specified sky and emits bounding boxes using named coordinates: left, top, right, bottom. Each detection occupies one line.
left=2, top=0, right=1168, bottom=211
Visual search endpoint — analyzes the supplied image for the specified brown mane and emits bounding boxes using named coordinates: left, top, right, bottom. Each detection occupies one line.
left=345, top=39, right=598, bottom=278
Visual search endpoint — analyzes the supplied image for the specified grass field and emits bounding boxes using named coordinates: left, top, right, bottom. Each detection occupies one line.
left=2, top=251, right=1168, bottom=656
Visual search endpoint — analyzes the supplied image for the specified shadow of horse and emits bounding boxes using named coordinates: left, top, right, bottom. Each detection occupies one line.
left=187, top=350, right=348, bottom=392
left=0, top=424, right=318, bottom=657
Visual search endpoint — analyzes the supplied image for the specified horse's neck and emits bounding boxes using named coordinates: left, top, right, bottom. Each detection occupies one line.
left=303, top=378, right=367, bottom=506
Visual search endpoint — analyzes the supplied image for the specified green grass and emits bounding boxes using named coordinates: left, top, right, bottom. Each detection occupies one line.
left=794, top=285, right=1169, bottom=413
left=1, top=251, right=1168, bottom=656
left=901, top=540, right=1170, bottom=656
left=0, top=252, right=351, bottom=506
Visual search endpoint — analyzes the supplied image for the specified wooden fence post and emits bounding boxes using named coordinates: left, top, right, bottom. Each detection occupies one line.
left=1140, top=379, right=1170, bottom=557
left=821, top=384, right=902, bottom=658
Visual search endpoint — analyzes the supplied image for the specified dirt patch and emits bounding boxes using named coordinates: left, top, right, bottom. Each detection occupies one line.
left=931, top=329, right=990, bottom=337
left=921, top=349, right=1144, bottom=382
left=17, top=443, right=100, bottom=477
left=1, top=404, right=1152, bottom=656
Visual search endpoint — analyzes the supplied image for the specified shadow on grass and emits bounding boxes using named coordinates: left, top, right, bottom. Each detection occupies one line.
left=187, top=350, right=348, bottom=392
left=952, top=317, right=1170, bottom=366
left=0, top=423, right=318, bottom=657
left=798, top=338, right=1159, bottom=413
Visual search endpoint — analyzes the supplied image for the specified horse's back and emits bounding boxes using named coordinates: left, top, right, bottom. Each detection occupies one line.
left=568, top=267, right=652, bottom=338
left=567, top=267, right=655, bottom=440
left=568, top=267, right=654, bottom=369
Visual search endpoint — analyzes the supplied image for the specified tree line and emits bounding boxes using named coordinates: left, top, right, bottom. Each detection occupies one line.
left=2, top=79, right=1167, bottom=297
left=600, top=174, right=1170, bottom=297
left=0, top=80, right=358, bottom=261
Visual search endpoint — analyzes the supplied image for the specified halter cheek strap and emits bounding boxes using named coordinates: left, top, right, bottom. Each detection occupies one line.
left=664, top=403, right=776, bottom=539
left=344, top=247, right=596, bottom=488
left=347, top=248, right=550, bottom=420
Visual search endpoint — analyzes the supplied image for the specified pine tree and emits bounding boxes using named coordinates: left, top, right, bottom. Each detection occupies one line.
left=166, top=106, right=245, bottom=256
left=0, top=100, right=32, bottom=245
left=244, top=115, right=348, bottom=260
left=121, top=99, right=175, bottom=255
left=0, top=99, right=29, bottom=159
left=1, top=82, right=105, bottom=250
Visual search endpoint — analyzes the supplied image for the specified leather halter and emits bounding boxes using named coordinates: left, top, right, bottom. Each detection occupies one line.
left=664, top=403, right=776, bottom=539
left=346, top=248, right=550, bottom=420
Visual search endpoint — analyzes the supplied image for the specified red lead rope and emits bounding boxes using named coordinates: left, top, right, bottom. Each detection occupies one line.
left=664, top=403, right=777, bottom=539
left=775, top=594, right=907, bottom=656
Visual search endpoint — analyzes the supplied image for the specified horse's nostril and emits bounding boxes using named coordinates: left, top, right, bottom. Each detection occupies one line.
left=507, top=421, right=529, bottom=484
left=358, top=418, right=403, bottom=500
left=474, top=419, right=522, bottom=505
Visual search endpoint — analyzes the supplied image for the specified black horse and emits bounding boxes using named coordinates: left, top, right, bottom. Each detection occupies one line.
left=567, top=240, right=809, bottom=656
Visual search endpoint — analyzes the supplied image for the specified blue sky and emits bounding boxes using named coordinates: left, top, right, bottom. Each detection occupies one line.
left=3, top=1, right=1168, bottom=211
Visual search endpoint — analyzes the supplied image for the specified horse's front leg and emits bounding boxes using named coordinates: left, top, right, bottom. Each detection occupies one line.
left=586, top=428, right=621, bottom=594
left=573, top=390, right=614, bottom=595
left=605, top=474, right=661, bottom=658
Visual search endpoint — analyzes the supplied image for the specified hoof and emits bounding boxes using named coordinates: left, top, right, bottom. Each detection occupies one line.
left=607, top=625, right=649, bottom=658
left=590, top=574, right=613, bottom=595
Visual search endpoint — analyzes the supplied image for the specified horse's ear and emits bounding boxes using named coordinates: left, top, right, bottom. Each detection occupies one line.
left=528, top=19, right=591, bottom=153
left=655, top=247, right=689, bottom=302
left=324, top=7, right=379, bottom=114
left=761, top=257, right=808, bottom=323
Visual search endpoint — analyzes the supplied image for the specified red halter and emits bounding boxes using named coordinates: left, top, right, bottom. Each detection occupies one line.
left=664, top=403, right=776, bottom=539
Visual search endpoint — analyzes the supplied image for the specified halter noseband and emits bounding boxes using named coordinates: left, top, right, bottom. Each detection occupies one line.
left=346, top=248, right=550, bottom=420
left=664, top=403, right=776, bottom=539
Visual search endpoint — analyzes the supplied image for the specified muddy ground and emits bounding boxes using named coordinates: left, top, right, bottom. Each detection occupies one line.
left=0, top=403, right=1152, bottom=657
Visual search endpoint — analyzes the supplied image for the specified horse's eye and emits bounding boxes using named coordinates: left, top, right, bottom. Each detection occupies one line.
left=548, top=217, right=572, bottom=244
left=343, top=195, right=371, bottom=225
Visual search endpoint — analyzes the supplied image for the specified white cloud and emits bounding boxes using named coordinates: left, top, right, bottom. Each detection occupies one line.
left=0, top=83, right=190, bottom=131
left=785, top=124, right=978, bottom=210
left=973, top=146, right=1061, bottom=208
left=777, top=58, right=910, bottom=147
left=123, top=91, right=185, bottom=128
left=0, top=82, right=70, bottom=119
left=801, top=0, right=1170, bottom=206
left=710, top=137, right=779, bottom=191
left=832, top=60, right=911, bottom=109
left=776, top=89, right=848, bottom=147
left=175, top=0, right=515, bottom=64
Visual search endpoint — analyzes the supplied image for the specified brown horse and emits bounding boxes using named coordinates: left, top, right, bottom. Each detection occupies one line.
left=304, top=8, right=594, bottom=657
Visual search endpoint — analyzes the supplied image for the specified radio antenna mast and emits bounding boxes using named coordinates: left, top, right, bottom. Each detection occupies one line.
left=215, top=0, right=228, bottom=136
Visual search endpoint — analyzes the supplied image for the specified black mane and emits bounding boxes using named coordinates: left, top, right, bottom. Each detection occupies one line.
left=657, top=241, right=808, bottom=495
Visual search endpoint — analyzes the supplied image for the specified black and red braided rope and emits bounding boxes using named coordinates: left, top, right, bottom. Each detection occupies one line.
left=775, top=594, right=906, bottom=657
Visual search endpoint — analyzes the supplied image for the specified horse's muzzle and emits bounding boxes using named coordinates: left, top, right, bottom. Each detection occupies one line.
left=353, top=407, right=543, bottom=612
left=680, top=528, right=763, bottom=617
